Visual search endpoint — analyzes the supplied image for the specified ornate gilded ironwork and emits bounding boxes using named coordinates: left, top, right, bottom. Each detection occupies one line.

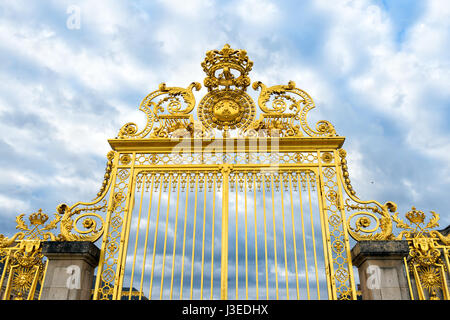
left=113, top=44, right=335, bottom=140
left=391, top=207, right=450, bottom=300
left=0, top=44, right=447, bottom=301
left=338, top=147, right=398, bottom=241
left=337, top=145, right=449, bottom=300
left=247, top=80, right=336, bottom=138
left=117, top=82, right=202, bottom=139
left=201, top=44, right=253, bottom=92
left=198, top=89, right=256, bottom=132
left=0, top=210, right=59, bottom=300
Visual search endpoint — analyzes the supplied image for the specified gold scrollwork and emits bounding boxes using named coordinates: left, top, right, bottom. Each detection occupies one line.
left=338, top=149, right=357, bottom=198
left=58, top=201, right=106, bottom=242
left=345, top=200, right=397, bottom=241
left=392, top=207, right=450, bottom=300
left=117, top=82, right=201, bottom=139
left=0, top=210, right=61, bottom=300
left=1, top=209, right=61, bottom=244
left=250, top=80, right=336, bottom=138
left=94, top=151, right=116, bottom=200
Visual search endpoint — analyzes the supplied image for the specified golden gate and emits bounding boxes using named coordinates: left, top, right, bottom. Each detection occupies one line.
left=1, top=44, right=449, bottom=301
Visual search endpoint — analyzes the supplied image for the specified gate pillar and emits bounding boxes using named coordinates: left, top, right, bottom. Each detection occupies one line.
left=351, top=240, right=411, bottom=300
left=40, top=241, right=100, bottom=300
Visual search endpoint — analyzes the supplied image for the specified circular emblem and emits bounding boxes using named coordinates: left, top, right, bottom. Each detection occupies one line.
left=198, top=89, right=256, bottom=131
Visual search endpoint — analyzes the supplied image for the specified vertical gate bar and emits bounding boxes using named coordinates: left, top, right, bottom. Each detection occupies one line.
left=93, top=152, right=120, bottom=300
left=115, top=153, right=137, bottom=300
left=440, top=254, right=450, bottom=300
left=149, top=175, right=164, bottom=299
left=179, top=174, right=191, bottom=299
left=128, top=175, right=146, bottom=299
left=444, top=247, right=450, bottom=273
left=38, top=258, right=49, bottom=300
left=444, top=247, right=450, bottom=297
left=314, top=168, right=334, bottom=300
left=220, top=167, right=230, bottom=300
left=139, top=174, right=155, bottom=300
left=3, top=265, right=15, bottom=300
left=200, top=174, right=207, bottom=299
left=413, top=264, right=425, bottom=299
left=253, top=174, right=259, bottom=300
left=210, top=173, right=216, bottom=300
left=316, top=167, right=337, bottom=300
left=169, top=174, right=181, bottom=299
left=288, top=173, right=300, bottom=299
left=404, top=257, right=415, bottom=300
left=440, top=263, right=450, bottom=299
left=270, top=173, right=279, bottom=300
left=0, top=253, right=11, bottom=296
left=235, top=173, right=239, bottom=299
left=27, top=265, right=40, bottom=300
left=297, top=172, right=310, bottom=300
left=333, top=152, right=358, bottom=300
left=189, top=173, right=199, bottom=299
left=280, top=172, right=290, bottom=299
left=306, top=173, right=321, bottom=299
left=244, top=173, right=249, bottom=300
left=160, top=174, right=173, bottom=299
left=262, top=174, right=269, bottom=300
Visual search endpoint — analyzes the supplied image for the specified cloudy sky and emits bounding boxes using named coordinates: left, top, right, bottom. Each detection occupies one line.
left=0, top=0, right=449, bottom=298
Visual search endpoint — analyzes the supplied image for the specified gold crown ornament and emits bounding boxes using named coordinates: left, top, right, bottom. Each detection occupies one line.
left=198, top=44, right=257, bottom=134
left=405, top=206, right=426, bottom=225
left=28, top=209, right=49, bottom=225
left=201, top=44, right=253, bottom=91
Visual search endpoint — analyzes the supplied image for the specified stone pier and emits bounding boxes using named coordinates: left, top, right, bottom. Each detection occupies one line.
left=351, top=240, right=411, bottom=300
left=40, top=241, right=100, bottom=300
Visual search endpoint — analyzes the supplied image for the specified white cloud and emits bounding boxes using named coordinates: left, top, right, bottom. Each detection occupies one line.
left=235, top=0, right=279, bottom=25
left=314, top=0, right=450, bottom=169
left=0, top=0, right=449, bottom=257
left=0, top=194, right=30, bottom=215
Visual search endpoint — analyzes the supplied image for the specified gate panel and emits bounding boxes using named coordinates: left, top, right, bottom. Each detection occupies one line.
left=116, top=171, right=224, bottom=300
left=93, top=165, right=132, bottom=300
left=2, top=44, right=448, bottom=302
left=92, top=147, right=359, bottom=300
left=228, top=170, right=331, bottom=300
left=318, top=163, right=357, bottom=300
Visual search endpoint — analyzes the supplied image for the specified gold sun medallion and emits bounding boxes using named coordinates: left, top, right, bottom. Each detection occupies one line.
left=198, top=89, right=256, bottom=131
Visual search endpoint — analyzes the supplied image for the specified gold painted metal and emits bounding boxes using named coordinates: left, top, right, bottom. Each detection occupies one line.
left=252, top=175, right=259, bottom=300
left=139, top=174, right=155, bottom=300
left=160, top=174, right=172, bottom=299
left=148, top=175, right=163, bottom=299
left=235, top=173, right=239, bottom=299
left=2, top=43, right=447, bottom=301
left=200, top=175, right=207, bottom=299
left=393, top=208, right=450, bottom=300
left=306, top=173, right=321, bottom=299
left=179, top=174, right=190, bottom=299
left=280, top=174, right=290, bottom=299
left=244, top=174, right=249, bottom=300
left=270, top=174, right=279, bottom=299
left=220, top=165, right=231, bottom=300
left=262, top=174, right=270, bottom=299
left=288, top=173, right=300, bottom=299
left=0, top=210, right=59, bottom=300
left=189, top=174, right=199, bottom=300
left=297, top=172, right=310, bottom=299
left=127, top=173, right=145, bottom=300
left=210, top=174, right=217, bottom=299
left=169, top=175, right=181, bottom=299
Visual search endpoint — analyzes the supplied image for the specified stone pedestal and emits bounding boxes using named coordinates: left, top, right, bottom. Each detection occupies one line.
left=40, top=241, right=100, bottom=300
left=351, top=240, right=411, bottom=300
